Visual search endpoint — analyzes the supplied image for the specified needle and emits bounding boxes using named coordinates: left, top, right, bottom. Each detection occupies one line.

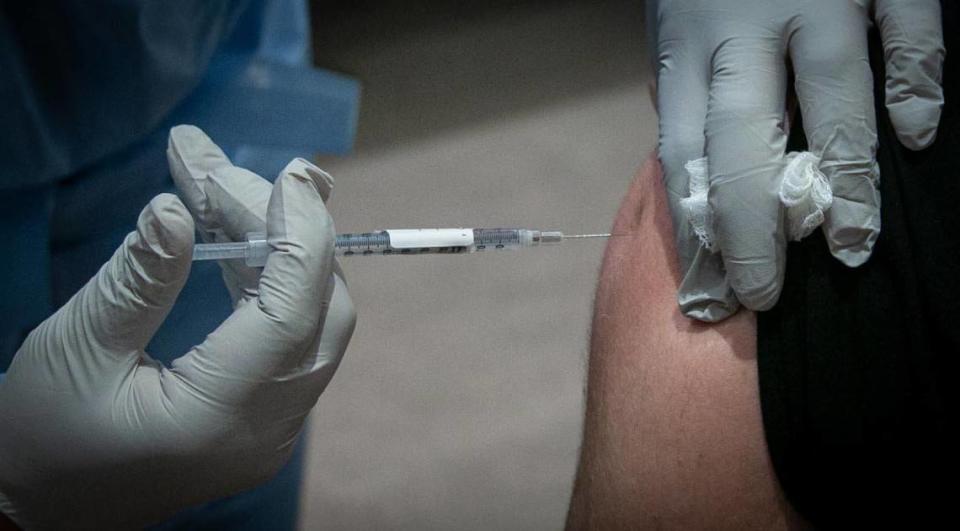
left=564, top=233, right=613, bottom=239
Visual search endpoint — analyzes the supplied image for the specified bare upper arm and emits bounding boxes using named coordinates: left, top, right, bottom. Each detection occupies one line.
left=566, top=154, right=805, bottom=529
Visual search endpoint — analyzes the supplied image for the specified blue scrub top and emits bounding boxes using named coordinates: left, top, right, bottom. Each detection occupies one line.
left=0, top=0, right=250, bottom=189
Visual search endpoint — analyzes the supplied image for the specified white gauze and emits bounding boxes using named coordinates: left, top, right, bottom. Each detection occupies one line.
left=778, top=151, right=832, bottom=241
left=678, top=156, right=717, bottom=251
left=680, top=152, right=832, bottom=249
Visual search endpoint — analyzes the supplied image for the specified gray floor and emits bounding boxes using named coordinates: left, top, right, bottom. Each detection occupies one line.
left=301, top=2, right=656, bottom=528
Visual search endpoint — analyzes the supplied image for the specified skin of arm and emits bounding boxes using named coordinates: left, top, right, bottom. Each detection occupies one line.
left=565, top=154, right=807, bottom=529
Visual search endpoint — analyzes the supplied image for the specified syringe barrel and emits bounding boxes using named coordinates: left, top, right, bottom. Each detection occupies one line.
left=333, top=228, right=545, bottom=255
left=192, top=241, right=249, bottom=262
left=472, top=229, right=562, bottom=248
left=193, top=228, right=568, bottom=264
left=335, top=229, right=473, bottom=256
left=472, top=228, right=524, bottom=250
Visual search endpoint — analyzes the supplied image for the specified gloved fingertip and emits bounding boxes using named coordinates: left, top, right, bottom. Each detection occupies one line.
left=676, top=247, right=740, bottom=322
left=833, top=248, right=871, bottom=267
left=887, top=100, right=942, bottom=150
left=166, top=125, right=232, bottom=181
left=140, top=194, right=196, bottom=263
left=727, top=263, right=783, bottom=312
left=103, top=195, right=194, bottom=325
left=168, top=124, right=210, bottom=147
left=737, top=283, right=781, bottom=312
left=823, top=192, right=880, bottom=267
left=280, top=158, right=334, bottom=202
left=167, top=125, right=206, bottom=162
left=827, top=233, right=876, bottom=267
left=266, top=169, right=335, bottom=264
left=679, top=296, right=740, bottom=322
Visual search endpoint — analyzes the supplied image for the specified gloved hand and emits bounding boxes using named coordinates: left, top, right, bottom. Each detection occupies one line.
left=0, top=125, right=356, bottom=529
left=648, top=0, right=944, bottom=321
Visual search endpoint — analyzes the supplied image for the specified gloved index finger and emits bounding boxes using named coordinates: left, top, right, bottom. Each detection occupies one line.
left=653, top=5, right=740, bottom=321
left=168, top=125, right=334, bottom=244
left=704, top=36, right=790, bottom=311
left=167, top=125, right=275, bottom=304
left=167, top=125, right=237, bottom=229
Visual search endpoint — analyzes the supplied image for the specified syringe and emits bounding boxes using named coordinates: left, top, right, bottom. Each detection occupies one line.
left=192, top=228, right=610, bottom=266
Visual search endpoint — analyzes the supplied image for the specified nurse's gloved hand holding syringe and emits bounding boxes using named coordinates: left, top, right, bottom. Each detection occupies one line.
left=0, top=126, right=356, bottom=529
left=650, top=0, right=944, bottom=321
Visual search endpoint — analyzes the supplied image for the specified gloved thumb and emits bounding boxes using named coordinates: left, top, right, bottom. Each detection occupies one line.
left=58, top=194, right=195, bottom=355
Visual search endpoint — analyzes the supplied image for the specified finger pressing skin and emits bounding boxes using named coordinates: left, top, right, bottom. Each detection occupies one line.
left=789, top=3, right=880, bottom=267
left=705, top=38, right=790, bottom=311
left=655, top=10, right=739, bottom=321
left=657, top=37, right=711, bottom=264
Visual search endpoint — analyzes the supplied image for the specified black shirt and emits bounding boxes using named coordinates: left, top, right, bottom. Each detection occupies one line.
left=758, top=2, right=958, bottom=527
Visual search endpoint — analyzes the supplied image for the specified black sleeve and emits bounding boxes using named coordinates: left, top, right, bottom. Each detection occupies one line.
left=757, top=1, right=959, bottom=527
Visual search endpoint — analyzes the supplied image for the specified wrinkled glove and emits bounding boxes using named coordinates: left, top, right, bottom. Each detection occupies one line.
left=0, top=125, right=356, bottom=529
left=648, top=0, right=944, bottom=321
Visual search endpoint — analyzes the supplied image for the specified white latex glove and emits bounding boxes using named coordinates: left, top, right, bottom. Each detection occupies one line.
left=0, top=125, right=356, bottom=529
left=648, top=0, right=944, bottom=321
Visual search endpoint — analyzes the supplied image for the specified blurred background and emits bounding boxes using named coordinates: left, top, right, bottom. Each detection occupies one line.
left=300, top=0, right=655, bottom=528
